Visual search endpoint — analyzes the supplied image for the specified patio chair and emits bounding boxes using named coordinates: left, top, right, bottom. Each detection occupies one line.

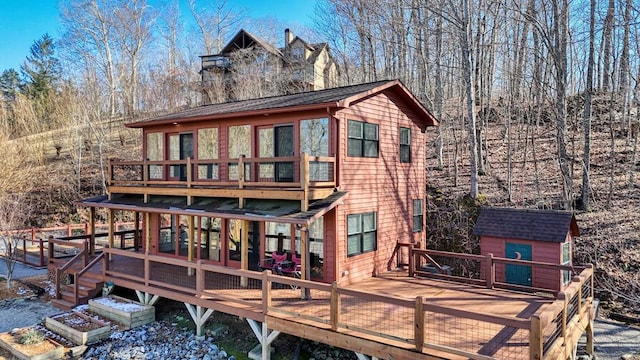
left=279, top=253, right=302, bottom=278
left=258, top=251, right=288, bottom=272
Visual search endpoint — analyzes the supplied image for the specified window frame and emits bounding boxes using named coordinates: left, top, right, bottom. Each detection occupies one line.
left=561, top=241, right=571, bottom=285
left=412, top=199, right=423, bottom=232
left=347, top=119, right=379, bottom=158
left=347, top=212, right=377, bottom=257
left=400, top=126, right=411, bottom=163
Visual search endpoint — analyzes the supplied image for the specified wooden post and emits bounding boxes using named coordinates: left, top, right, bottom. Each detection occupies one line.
left=330, top=282, right=340, bottom=331
left=262, top=270, right=272, bottom=314
left=108, top=209, right=114, bottom=260
left=39, top=238, right=44, bottom=267
left=238, top=156, right=245, bottom=209
left=241, top=220, right=249, bottom=287
left=414, top=296, right=424, bottom=351
left=134, top=211, right=140, bottom=251
left=196, top=260, right=204, bottom=295
left=188, top=215, right=195, bottom=276
left=530, top=315, right=543, bottom=360
left=300, top=153, right=309, bottom=211
left=145, top=213, right=151, bottom=254
left=107, top=161, right=113, bottom=200
left=48, top=238, right=54, bottom=264
left=89, top=206, right=96, bottom=256
left=408, top=243, right=414, bottom=277
left=486, top=253, right=495, bottom=289
left=186, top=157, right=192, bottom=205
left=585, top=318, right=594, bottom=355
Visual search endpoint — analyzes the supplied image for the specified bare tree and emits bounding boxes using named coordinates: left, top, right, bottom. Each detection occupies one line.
left=60, top=0, right=119, bottom=117
left=112, top=0, right=156, bottom=116
left=0, top=193, right=32, bottom=289
left=187, top=0, right=246, bottom=55
left=580, top=0, right=596, bottom=211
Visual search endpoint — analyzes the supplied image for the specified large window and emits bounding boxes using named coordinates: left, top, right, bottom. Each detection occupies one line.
left=347, top=212, right=377, bottom=256
left=146, top=132, right=163, bottom=179
left=413, top=199, right=423, bottom=232
left=400, top=127, right=411, bottom=163
left=347, top=120, right=378, bottom=158
left=228, top=125, right=251, bottom=180
left=300, top=118, right=330, bottom=181
left=562, top=241, right=571, bottom=284
left=197, top=128, right=219, bottom=180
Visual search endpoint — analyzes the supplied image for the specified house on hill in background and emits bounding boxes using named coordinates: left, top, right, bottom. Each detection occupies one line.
left=200, top=28, right=339, bottom=104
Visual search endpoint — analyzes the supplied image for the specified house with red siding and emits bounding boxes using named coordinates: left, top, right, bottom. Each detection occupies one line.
left=75, top=79, right=437, bottom=292
left=474, top=207, right=580, bottom=292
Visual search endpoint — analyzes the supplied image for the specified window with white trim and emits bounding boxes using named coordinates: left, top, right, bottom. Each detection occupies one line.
left=347, top=212, right=377, bottom=256
left=561, top=241, right=571, bottom=284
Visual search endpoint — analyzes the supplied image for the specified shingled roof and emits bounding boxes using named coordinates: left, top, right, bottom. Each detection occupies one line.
left=126, top=80, right=438, bottom=129
left=473, top=207, right=580, bottom=243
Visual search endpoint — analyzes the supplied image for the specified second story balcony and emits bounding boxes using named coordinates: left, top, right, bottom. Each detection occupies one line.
left=108, top=154, right=337, bottom=209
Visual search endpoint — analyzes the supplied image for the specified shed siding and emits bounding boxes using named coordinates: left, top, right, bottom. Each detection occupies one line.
left=480, top=235, right=567, bottom=292
left=334, top=91, right=426, bottom=284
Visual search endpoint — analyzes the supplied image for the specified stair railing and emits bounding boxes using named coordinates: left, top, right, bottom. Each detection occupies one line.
left=54, top=239, right=90, bottom=300
left=72, top=252, right=105, bottom=305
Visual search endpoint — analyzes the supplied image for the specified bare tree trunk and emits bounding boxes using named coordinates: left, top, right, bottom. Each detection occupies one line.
left=600, top=0, right=615, bottom=91
left=580, top=0, right=596, bottom=211
left=456, top=0, right=480, bottom=198
left=551, top=0, right=573, bottom=209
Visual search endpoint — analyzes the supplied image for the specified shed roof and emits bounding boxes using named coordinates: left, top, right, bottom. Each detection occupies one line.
left=77, top=191, right=347, bottom=227
left=126, top=80, right=438, bottom=130
left=473, top=207, right=580, bottom=243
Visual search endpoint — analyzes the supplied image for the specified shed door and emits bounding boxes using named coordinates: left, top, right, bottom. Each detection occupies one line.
left=505, top=243, right=532, bottom=286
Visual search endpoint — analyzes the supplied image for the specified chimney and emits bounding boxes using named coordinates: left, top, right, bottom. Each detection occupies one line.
left=285, top=28, right=293, bottom=49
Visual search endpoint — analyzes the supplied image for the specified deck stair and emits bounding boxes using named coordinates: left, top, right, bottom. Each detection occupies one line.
left=51, top=252, right=105, bottom=310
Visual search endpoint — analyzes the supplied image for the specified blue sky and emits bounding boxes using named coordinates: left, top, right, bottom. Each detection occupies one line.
left=0, top=0, right=317, bottom=73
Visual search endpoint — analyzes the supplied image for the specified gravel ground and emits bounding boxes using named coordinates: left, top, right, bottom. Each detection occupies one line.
left=0, top=260, right=48, bottom=281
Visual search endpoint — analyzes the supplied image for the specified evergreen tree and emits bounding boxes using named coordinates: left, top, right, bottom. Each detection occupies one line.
left=20, top=33, right=61, bottom=100
left=0, top=69, right=22, bottom=101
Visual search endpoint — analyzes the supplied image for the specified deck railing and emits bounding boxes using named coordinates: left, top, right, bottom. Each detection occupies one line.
left=108, top=154, right=336, bottom=189
left=5, top=222, right=137, bottom=267
left=101, top=248, right=594, bottom=359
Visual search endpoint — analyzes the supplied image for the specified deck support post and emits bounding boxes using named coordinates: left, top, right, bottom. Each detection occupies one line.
left=247, top=319, right=280, bottom=360
left=585, top=318, right=594, bottom=355
left=185, top=303, right=214, bottom=338
left=135, top=290, right=159, bottom=306
left=354, top=353, right=379, bottom=360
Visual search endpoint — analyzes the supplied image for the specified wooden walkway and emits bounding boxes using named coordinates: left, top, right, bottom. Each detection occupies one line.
left=69, top=249, right=593, bottom=360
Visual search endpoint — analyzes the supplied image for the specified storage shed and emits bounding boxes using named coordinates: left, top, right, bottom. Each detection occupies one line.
left=473, top=207, right=580, bottom=292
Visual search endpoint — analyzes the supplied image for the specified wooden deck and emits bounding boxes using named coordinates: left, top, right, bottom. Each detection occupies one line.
left=71, top=248, right=593, bottom=360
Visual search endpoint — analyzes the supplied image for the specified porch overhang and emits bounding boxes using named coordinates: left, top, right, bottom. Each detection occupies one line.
left=76, top=191, right=347, bottom=226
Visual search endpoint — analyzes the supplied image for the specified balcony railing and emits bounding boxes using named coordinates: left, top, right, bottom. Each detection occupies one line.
left=109, top=154, right=336, bottom=190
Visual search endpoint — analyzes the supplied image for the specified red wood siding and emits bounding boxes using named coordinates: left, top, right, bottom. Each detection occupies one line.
left=480, top=235, right=569, bottom=292
left=333, top=91, right=427, bottom=285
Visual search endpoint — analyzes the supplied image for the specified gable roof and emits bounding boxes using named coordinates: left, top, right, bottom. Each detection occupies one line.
left=126, top=80, right=439, bottom=129
left=473, top=207, right=580, bottom=243
left=218, top=29, right=283, bottom=58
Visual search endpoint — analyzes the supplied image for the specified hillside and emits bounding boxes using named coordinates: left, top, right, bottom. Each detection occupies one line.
left=425, top=94, right=640, bottom=318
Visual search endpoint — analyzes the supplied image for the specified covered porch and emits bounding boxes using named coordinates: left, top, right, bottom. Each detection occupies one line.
left=75, top=191, right=347, bottom=284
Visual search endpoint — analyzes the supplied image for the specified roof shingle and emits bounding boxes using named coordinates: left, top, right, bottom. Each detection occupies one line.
left=473, top=207, right=580, bottom=242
